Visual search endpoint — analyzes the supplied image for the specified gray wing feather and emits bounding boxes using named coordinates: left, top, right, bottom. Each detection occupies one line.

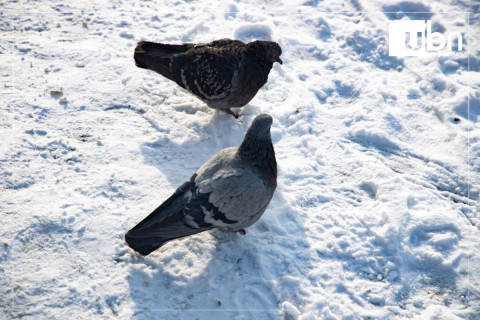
left=194, top=149, right=273, bottom=229
left=128, top=176, right=194, bottom=232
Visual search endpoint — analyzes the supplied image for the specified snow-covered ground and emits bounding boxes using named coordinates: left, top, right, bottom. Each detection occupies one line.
left=1, top=0, right=479, bottom=319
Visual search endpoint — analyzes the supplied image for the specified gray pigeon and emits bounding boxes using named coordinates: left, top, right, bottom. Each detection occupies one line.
left=134, top=39, right=282, bottom=118
left=125, top=114, right=277, bottom=255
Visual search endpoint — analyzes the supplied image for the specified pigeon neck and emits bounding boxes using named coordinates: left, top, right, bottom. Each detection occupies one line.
left=238, top=131, right=277, bottom=181
left=254, top=57, right=273, bottom=70
left=255, top=58, right=273, bottom=69
left=246, top=45, right=274, bottom=69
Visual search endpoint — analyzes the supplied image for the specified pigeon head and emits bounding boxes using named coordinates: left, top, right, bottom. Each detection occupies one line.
left=239, top=113, right=277, bottom=182
left=239, top=114, right=274, bottom=161
left=248, top=113, right=273, bottom=134
left=248, top=41, right=283, bottom=66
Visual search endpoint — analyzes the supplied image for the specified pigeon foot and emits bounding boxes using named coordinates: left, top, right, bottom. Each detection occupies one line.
left=222, top=227, right=246, bottom=235
left=225, top=109, right=240, bottom=120
left=236, top=228, right=246, bottom=235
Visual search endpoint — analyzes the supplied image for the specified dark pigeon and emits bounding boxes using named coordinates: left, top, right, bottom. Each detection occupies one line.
left=134, top=39, right=282, bottom=118
left=125, top=114, right=277, bottom=255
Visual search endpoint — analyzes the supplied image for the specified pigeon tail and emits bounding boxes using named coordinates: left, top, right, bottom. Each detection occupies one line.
left=125, top=208, right=214, bottom=256
left=134, top=41, right=192, bottom=81
left=124, top=207, right=184, bottom=255
left=124, top=234, right=169, bottom=256
left=125, top=176, right=202, bottom=255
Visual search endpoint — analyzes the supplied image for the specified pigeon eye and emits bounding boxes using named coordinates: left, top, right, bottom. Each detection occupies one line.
left=272, top=53, right=278, bottom=58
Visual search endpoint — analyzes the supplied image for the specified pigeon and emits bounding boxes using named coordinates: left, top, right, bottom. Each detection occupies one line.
left=134, top=38, right=282, bottom=118
left=125, top=114, right=277, bottom=255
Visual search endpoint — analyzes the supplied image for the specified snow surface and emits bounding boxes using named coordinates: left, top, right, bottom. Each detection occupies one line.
left=1, top=0, right=480, bottom=319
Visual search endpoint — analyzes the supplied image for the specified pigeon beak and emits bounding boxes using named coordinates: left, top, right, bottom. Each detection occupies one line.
left=275, top=57, right=283, bottom=65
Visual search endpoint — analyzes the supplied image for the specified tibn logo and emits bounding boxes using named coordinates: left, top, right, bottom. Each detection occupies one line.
left=389, top=20, right=463, bottom=56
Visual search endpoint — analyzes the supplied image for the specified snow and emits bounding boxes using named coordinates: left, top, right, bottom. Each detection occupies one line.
left=1, top=0, right=479, bottom=319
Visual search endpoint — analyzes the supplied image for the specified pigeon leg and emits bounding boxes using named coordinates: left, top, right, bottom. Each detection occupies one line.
left=228, top=228, right=246, bottom=235
left=236, top=228, right=246, bottom=235
left=222, top=227, right=246, bottom=235
left=224, top=109, right=240, bottom=120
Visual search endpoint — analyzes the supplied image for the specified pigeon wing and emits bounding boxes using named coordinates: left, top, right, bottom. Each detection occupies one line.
left=205, top=38, right=244, bottom=48
left=127, top=175, right=195, bottom=232
left=171, top=49, right=240, bottom=101
left=191, top=158, right=273, bottom=230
